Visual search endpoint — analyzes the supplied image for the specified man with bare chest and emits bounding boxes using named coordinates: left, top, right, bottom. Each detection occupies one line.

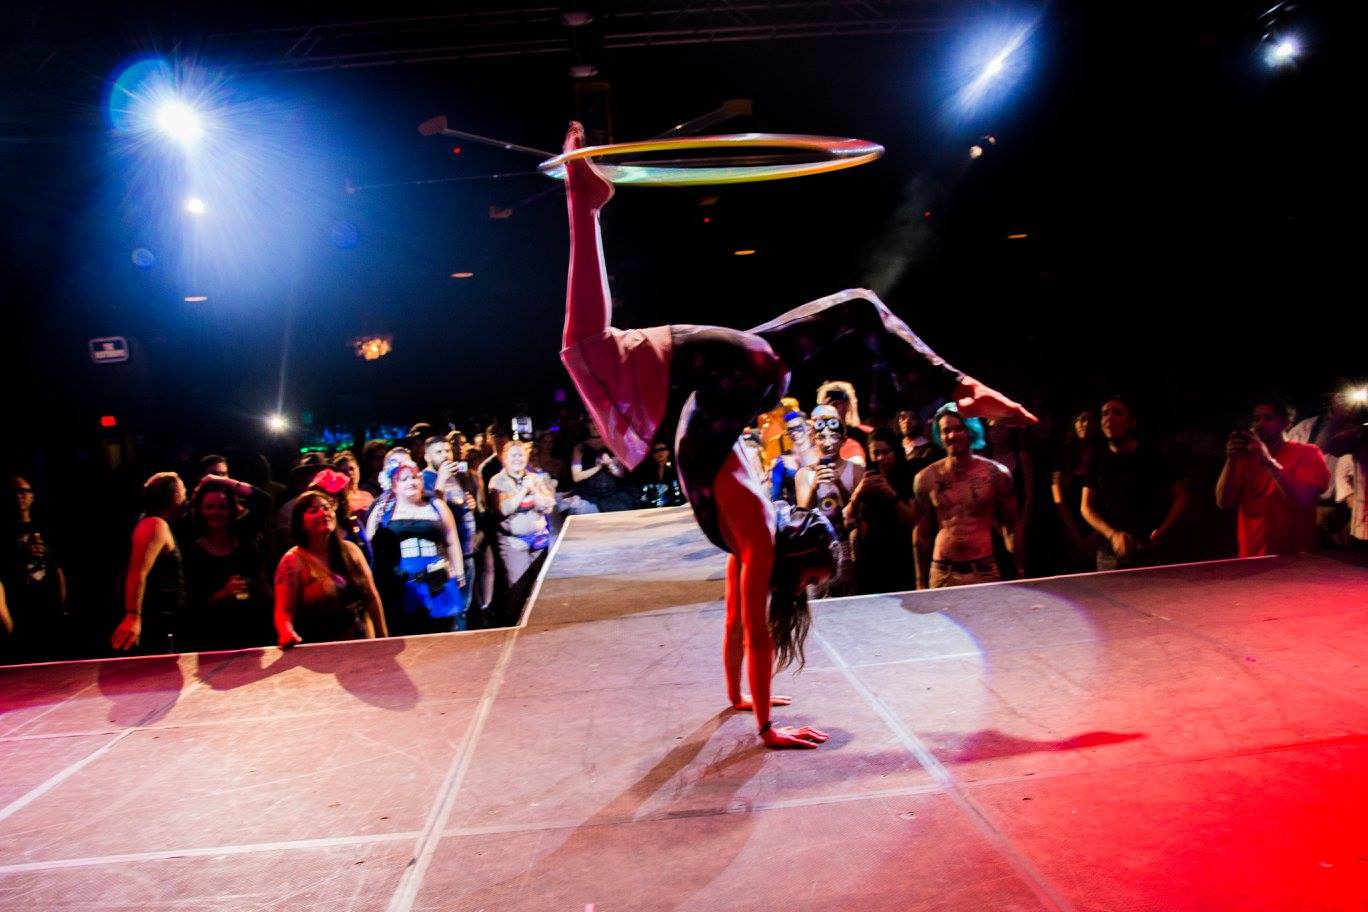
left=913, top=404, right=1023, bottom=588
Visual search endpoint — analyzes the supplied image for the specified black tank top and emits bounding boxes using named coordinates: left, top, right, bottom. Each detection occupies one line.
left=144, top=540, right=186, bottom=619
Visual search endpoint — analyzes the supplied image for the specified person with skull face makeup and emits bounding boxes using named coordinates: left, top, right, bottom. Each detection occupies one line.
left=557, top=122, right=1035, bottom=748
left=794, top=404, right=864, bottom=597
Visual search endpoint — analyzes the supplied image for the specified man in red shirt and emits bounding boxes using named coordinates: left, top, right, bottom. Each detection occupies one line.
left=1216, top=400, right=1330, bottom=557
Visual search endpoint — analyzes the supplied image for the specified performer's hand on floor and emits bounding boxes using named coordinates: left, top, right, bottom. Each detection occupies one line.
left=734, top=694, right=792, bottom=711
left=563, top=121, right=614, bottom=210
left=762, top=724, right=829, bottom=750
left=954, top=376, right=1038, bottom=426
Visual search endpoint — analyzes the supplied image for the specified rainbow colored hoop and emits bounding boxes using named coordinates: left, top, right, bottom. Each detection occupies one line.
left=538, top=133, right=885, bottom=187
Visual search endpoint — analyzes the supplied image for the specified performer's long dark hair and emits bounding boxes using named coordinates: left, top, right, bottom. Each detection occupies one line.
left=769, top=506, right=839, bottom=672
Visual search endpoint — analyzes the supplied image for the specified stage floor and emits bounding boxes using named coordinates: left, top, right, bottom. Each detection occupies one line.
left=2, top=507, right=1366, bottom=911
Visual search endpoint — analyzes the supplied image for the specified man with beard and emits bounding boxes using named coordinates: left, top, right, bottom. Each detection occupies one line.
left=898, top=408, right=938, bottom=477
left=1216, top=399, right=1329, bottom=557
left=913, top=404, right=1022, bottom=588
left=1081, top=395, right=1189, bottom=571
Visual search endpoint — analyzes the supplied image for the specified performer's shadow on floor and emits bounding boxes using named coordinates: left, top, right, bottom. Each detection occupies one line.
left=919, top=728, right=1145, bottom=763
left=451, top=710, right=773, bottom=910
left=189, top=638, right=421, bottom=712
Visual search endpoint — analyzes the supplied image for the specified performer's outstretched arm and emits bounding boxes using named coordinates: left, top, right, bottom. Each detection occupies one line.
left=563, top=122, right=615, bottom=349
left=716, top=452, right=827, bottom=749
left=726, top=548, right=794, bottom=713
left=723, top=553, right=745, bottom=705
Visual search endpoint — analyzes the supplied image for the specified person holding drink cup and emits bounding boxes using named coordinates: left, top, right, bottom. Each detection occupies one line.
left=184, top=474, right=274, bottom=651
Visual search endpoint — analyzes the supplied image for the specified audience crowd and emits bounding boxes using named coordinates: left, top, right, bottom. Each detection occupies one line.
left=2, top=382, right=1364, bottom=664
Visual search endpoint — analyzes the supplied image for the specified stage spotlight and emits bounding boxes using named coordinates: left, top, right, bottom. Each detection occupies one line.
left=266, top=414, right=289, bottom=433
left=969, top=144, right=984, bottom=159
left=185, top=197, right=206, bottom=215
left=1349, top=387, right=1368, bottom=405
left=154, top=100, right=205, bottom=145
left=951, top=19, right=1037, bottom=116
left=1266, top=36, right=1300, bottom=67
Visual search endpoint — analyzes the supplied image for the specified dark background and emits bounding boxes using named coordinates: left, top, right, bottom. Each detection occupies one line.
left=0, top=0, right=1353, bottom=469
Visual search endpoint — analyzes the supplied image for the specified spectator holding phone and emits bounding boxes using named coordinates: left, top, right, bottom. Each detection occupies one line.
left=796, top=404, right=863, bottom=596
left=1216, top=399, right=1330, bottom=557
left=422, top=435, right=478, bottom=617
left=844, top=427, right=916, bottom=593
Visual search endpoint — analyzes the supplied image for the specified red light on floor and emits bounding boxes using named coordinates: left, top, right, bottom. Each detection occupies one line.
left=703, top=216, right=712, bottom=224
left=100, top=415, right=118, bottom=428
left=451, top=147, right=462, bottom=154
left=923, top=210, right=933, bottom=219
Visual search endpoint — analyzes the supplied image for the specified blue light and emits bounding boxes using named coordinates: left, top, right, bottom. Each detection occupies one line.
left=106, top=57, right=215, bottom=151
left=102, top=56, right=360, bottom=313
left=944, top=14, right=1042, bottom=123
left=154, top=100, right=205, bottom=145
left=1265, top=36, right=1300, bottom=67
left=329, top=221, right=360, bottom=249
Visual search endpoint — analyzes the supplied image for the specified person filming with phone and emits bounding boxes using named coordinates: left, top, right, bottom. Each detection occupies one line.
left=1216, top=399, right=1330, bottom=558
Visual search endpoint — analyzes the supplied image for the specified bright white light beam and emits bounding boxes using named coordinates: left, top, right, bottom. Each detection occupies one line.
left=154, top=100, right=205, bottom=145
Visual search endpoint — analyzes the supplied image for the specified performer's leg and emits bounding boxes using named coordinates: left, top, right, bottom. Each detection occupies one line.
left=748, top=288, right=962, bottom=406
left=562, top=123, right=616, bottom=348
left=750, top=288, right=1036, bottom=424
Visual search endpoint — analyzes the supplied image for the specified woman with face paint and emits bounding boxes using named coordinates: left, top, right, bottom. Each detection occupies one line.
left=794, top=404, right=864, bottom=597
left=558, top=122, right=1035, bottom=748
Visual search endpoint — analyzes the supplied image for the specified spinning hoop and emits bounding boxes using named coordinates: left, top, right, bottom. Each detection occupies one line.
left=538, top=133, right=884, bottom=187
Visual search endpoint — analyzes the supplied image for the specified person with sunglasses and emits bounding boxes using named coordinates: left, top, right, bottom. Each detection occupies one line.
left=640, top=442, right=686, bottom=508
left=557, top=122, right=1035, bottom=748
left=768, top=410, right=818, bottom=504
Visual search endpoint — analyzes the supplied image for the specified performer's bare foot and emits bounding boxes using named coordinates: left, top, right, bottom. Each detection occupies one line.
left=954, top=376, right=1038, bottom=426
left=564, top=121, right=615, bottom=211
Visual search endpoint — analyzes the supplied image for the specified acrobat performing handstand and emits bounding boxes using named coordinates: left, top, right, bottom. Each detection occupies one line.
left=557, top=122, right=1035, bottom=748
